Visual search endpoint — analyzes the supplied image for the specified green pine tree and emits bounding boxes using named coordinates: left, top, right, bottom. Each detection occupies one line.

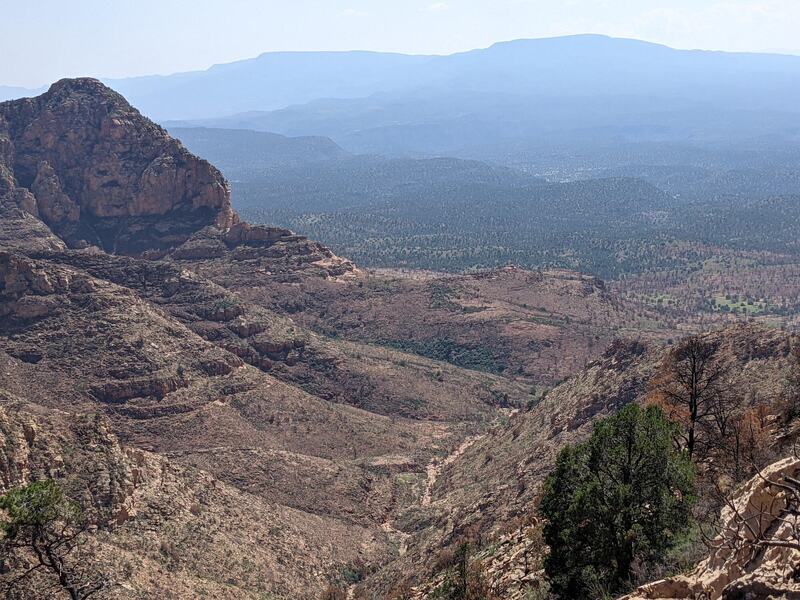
left=0, top=480, right=108, bottom=599
left=540, top=404, right=695, bottom=598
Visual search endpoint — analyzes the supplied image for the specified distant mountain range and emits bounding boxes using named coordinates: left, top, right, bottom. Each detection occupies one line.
left=6, top=35, right=800, bottom=167
left=153, top=35, right=800, bottom=163
left=0, top=84, right=46, bottom=102
left=127, top=35, right=800, bottom=123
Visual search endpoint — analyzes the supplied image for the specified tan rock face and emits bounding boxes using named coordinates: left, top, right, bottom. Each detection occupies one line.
left=0, top=78, right=238, bottom=254
left=224, top=221, right=295, bottom=245
left=31, top=160, right=79, bottom=223
left=0, top=204, right=66, bottom=253
left=0, top=251, right=71, bottom=319
left=0, top=161, right=39, bottom=216
left=624, top=457, right=800, bottom=600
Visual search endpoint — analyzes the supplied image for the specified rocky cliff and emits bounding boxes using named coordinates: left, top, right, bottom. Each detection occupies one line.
left=0, top=78, right=237, bottom=254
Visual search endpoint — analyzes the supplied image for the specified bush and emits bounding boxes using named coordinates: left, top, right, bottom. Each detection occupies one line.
left=540, top=404, right=695, bottom=598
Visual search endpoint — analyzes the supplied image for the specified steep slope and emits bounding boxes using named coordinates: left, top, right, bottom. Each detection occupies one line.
left=0, top=243, right=533, bottom=597
left=358, top=324, right=797, bottom=596
left=0, top=401, right=388, bottom=599
left=0, top=238, right=529, bottom=504
left=35, top=241, right=527, bottom=419
left=0, top=203, right=66, bottom=253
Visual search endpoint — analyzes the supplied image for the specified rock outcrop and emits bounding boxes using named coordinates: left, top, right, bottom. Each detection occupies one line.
left=625, top=457, right=800, bottom=600
left=0, top=251, right=72, bottom=319
left=0, top=204, right=65, bottom=252
left=0, top=78, right=237, bottom=254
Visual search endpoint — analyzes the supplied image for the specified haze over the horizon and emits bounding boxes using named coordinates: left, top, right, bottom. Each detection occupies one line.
left=3, top=0, right=800, bottom=88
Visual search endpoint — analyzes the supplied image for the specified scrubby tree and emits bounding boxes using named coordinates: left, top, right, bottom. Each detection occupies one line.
left=781, top=343, right=800, bottom=423
left=650, top=336, right=729, bottom=459
left=540, top=404, right=695, bottom=598
left=430, top=541, right=499, bottom=600
left=0, top=480, right=107, bottom=600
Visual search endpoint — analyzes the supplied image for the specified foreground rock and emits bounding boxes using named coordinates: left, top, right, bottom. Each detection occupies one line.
left=625, top=457, right=800, bottom=600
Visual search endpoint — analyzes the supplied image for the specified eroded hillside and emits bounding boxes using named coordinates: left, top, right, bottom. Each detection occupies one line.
left=360, top=324, right=799, bottom=597
left=0, top=80, right=540, bottom=598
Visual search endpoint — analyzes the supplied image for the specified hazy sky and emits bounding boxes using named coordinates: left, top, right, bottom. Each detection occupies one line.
left=3, top=0, right=800, bottom=87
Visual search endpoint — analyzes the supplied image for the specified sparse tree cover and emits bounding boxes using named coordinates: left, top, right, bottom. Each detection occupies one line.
left=540, top=404, right=695, bottom=598
left=219, top=144, right=800, bottom=324
left=229, top=153, right=800, bottom=293
left=617, top=255, right=800, bottom=319
left=0, top=481, right=107, bottom=600
left=648, top=334, right=787, bottom=482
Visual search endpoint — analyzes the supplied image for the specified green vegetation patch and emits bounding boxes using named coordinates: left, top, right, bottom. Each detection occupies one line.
left=711, top=294, right=768, bottom=314
left=381, top=338, right=507, bottom=374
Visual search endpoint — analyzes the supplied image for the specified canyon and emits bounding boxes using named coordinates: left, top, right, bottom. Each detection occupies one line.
left=1, top=79, right=798, bottom=599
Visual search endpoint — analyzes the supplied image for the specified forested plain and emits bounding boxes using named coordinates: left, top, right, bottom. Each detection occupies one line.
left=172, top=126, right=800, bottom=321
